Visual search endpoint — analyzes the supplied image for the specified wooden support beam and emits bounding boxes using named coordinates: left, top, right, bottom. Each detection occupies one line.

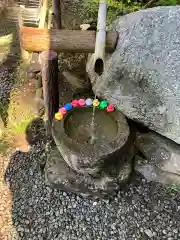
left=39, top=50, right=59, bottom=135
left=20, top=27, right=117, bottom=53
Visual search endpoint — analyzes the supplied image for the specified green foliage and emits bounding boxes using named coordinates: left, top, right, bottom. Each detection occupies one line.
left=165, top=183, right=180, bottom=197
left=83, top=0, right=180, bottom=24
left=83, top=0, right=141, bottom=24
left=155, top=0, right=180, bottom=6
left=10, top=119, right=33, bottom=134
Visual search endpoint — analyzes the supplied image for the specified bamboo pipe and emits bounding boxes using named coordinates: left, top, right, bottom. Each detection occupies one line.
left=93, top=0, right=107, bottom=76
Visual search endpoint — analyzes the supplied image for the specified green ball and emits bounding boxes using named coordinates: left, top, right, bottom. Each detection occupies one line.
left=99, top=100, right=108, bottom=109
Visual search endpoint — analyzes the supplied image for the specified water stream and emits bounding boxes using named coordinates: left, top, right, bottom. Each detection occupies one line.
left=89, top=94, right=97, bottom=144
left=89, top=60, right=105, bottom=145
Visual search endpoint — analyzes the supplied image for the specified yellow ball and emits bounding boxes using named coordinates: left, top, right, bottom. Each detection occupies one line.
left=93, top=99, right=100, bottom=107
left=55, top=112, right=63, bottom=120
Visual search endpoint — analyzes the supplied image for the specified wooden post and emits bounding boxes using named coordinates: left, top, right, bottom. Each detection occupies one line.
left=39, top=50, right=59, bottom=135
left=52, top=0, right=61, bottom=29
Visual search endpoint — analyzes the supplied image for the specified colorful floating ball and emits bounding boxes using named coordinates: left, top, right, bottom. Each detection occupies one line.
left=85, top=98, right=93, bottom=106
left=72, top=100, right=79, bottom=107
left=55, top=112, right=63, bottom=120
left=99, top=100, right=108, bottom=109
left=59, top=107, right=67, bottom=115
left=78, top=99, right=86, bottom=107
left=93, top=99, right=100, bottom=107
left=64, top=103, right=72, bottom=111
left=107, top=104, right=115, bottom=113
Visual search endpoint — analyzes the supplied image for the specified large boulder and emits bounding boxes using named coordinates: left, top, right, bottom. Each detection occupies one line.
left=135, top=132, right=180, bottom=186
left=87, top=6, right=180, bottom=144
left=136, top=132, right=180, bottom=175
left=135, top=157, right=180, bottom=186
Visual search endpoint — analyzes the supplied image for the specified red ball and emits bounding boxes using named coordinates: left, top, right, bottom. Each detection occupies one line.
left=72, top=100, right=79, bottom=107
left=78, top=99, right=85, bottom=107
left=107, top=104, right=115, bottom=113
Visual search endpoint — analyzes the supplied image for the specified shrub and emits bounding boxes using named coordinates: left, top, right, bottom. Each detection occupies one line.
left=83, top=0, right=180, bottom=24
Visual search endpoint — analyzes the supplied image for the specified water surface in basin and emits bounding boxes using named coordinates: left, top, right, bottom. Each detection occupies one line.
left=64, top=108, right=117, bottom=144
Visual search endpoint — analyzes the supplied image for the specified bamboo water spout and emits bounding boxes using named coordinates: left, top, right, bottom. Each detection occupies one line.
left=94, top=0, right=107, bottom=76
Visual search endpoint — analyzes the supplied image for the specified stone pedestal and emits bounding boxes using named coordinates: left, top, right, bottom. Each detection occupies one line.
left=45, top=147, right=133, bottom=198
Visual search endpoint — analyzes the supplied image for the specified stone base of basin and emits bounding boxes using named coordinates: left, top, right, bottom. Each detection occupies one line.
left=52, top=107, right=130, bottom=175
left=45, top=147, right=133, bottom=198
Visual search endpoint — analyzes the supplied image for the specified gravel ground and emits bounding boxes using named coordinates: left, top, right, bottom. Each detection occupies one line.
left=0, top=143, right=179, bottom=240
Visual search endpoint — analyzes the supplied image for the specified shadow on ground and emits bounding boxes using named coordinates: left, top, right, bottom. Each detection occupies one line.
left=4, top=117, right=55, bottom=239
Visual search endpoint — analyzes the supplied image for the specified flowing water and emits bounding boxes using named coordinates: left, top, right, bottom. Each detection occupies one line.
left=89, top=68, right=104, bottom=144
left=89, top=94, right=97, bottom=144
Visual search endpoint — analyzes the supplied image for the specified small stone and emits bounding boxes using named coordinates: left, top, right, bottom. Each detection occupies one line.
left=111, top=224, right=116, bottom=230
left=55, top=212, right=59, bottom=217
left=134, top=211, right=138, bottom=217
left=63, top=192, right=67, bottom=197
left=80, top=24, right=90, bottom=31
left=144, top=229, right=154, bottom=238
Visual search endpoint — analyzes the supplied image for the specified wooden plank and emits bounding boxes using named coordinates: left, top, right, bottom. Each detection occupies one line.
left=20, top=27, right=117, bottom=53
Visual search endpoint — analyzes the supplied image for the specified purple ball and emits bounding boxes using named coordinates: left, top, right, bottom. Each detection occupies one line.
left=27, top=71, right=36, bottom=79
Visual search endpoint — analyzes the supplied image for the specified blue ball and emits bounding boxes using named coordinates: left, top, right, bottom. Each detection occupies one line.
left=64, top=103, right=72, bottom=111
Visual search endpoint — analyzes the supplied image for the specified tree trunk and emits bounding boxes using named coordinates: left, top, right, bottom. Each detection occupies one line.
left=20, top=27, right=117, bottom=53
left=39, top=50, right=59, bottom=135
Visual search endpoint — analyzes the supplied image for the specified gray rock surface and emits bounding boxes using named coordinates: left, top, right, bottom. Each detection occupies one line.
left=87, top=6, right=180, bottom=144
left=45, top=148, right=124, bottom=198
left=135, top=155, right=180, bottom=186
left=135, top=132, right=180, bottom=186
left=136, top=132, right=180, bottom=175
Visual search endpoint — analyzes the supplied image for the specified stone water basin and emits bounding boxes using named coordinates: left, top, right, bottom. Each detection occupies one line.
left=52, top=106, right=131, bottom=175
